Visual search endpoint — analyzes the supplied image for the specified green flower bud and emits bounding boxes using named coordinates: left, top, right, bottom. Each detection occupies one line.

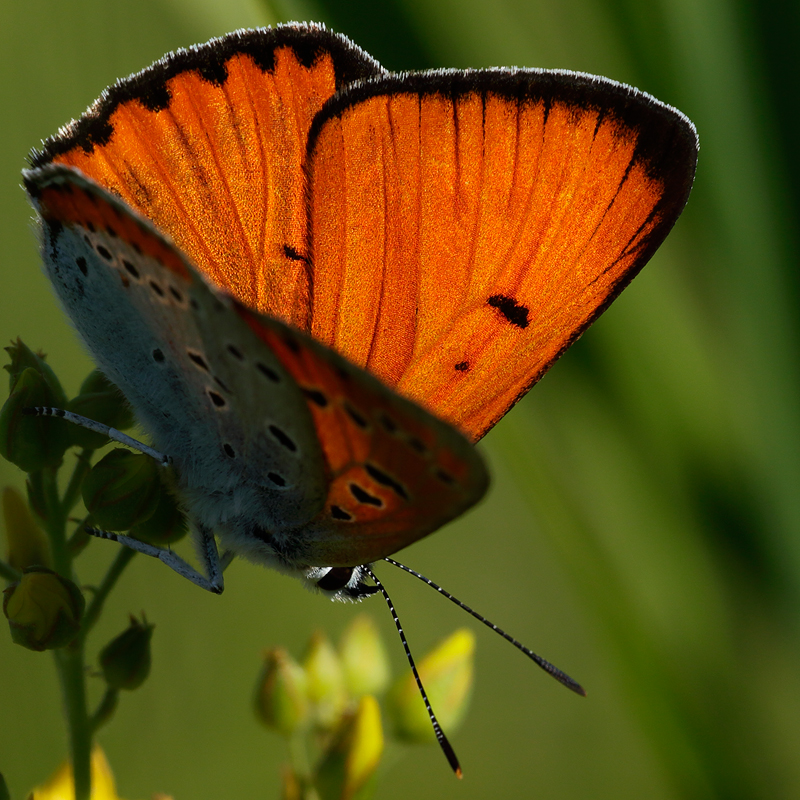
left=129, top=486, right=188, bottom=546
left=66, top=370, right=134, bottom=449
left=0, top=368, right=70, bottom=472
left=2, top=486, right=51, bottom=570
left=99, top=614, right=154, bottom=691
left=315, top=695, right=384, bottom=800
left=3, top=566, right=84, bottom=651
left=82, top=449, right=161, bottom=531
left=304, top=630, right=348, bottom=730
left=339, top=615, right=390, bottom=697
left=4, top=340, right=66, bottom=405
left=254, top=647, right=309, bottom=736
left=386, top=628, right=475, bottom=743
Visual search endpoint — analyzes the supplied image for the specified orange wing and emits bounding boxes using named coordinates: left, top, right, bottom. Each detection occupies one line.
left=305, top=71, right=698, bottom=440
left=31, top=24, right=384, bottom=327
left=235, top=304, right=488, bottom=566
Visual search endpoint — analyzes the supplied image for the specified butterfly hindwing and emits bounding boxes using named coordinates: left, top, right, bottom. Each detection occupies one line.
left=235, top=305, right=489, bottom=566
left=25, top=164, right=328, bottom=532
left=305, top=70, right=698, bottom=441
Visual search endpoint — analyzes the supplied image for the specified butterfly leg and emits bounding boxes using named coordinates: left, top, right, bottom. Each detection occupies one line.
left=24, top=407, right=171, bottom=466
left=86, top=525, right=225, bottom=593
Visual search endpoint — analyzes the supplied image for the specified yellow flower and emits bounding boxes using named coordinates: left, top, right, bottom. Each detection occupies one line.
left=339, top=615, right=390, bottom=697
left=29, top=746, right=121, bottom=800
left=386, top=628, right=475, bottom=742
left=2, top=486, right=50, bottom=571
left=315, top=695, right=384, bottom=800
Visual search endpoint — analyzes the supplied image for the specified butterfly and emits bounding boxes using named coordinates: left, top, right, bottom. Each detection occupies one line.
left=22, top=22, right=696, bottom=769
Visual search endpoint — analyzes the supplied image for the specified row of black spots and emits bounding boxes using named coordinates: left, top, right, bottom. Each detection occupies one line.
left=268, top=471, right=286, bottom=487
left=256, top=362, right=281, bottom=383
left=365, top=462, right=409, bottom=501
left=349, top=482, right=383, bottom=507
left=187, top=349, right=209, bottom=371
left=207, top=389, right=226, bottom=408
left=435, top=466, right=456, bottom=486
left=344, top=402, right=368, bottom=430
left=268, top=423, right=297, bottom=453
left=301, top=387, right=329, bottom=408
left=331, top=505, right=353, bottom=521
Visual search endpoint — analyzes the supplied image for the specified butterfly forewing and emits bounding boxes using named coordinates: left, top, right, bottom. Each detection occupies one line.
left=33, top=25, right=384, bottom=327
left=306, top=71, right=698, bottom=441
left=25, top=165, right=329, bottom=532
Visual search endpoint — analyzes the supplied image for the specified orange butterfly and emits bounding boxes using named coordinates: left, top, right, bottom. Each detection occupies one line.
left=24, top=23, right=696, bottom=771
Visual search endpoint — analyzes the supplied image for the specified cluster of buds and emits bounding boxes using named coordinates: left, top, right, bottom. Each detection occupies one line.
left=254, top=615, right=475, bottom=799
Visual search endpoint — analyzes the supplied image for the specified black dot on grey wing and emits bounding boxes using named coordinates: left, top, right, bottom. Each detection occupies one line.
left=122, top=259, right=139, bottom=279
left=487, top=294, right=530, bottom=329
left=96, top=244, right=112, bottom=261
left=227, top=344, right=244, bottom=361
left=75, top=256, right=87, bottom=276
left=188, top=351, right=209, bottom=371
left=149, top=280, right=165, bottom=298
left=302, top=388, right=328, bottom=407
left=190, top=298, right=199, bottom=311
left=152, top=348, right=165, bottom=363
left=349, top=483, right=384, bottom=507
left=344, top=403, right=368, bottom=429
left=214, top=376, right=231, bottom=393
left=83, top=235, right=91, bottom=247
left=366, top=463, right=409, bottom=500
left=106, top=225, right=117, bottom=238
left=169, top=286, right=183, bottom=303
left=455, top=361, right=469, bottom=372
left=331, top=505, right=353, bottom=521
left=208, top=390, right=226, bottom=408
left=223, top=443, right=235, bottom=458
left=268, top=424, right=297, bottom=452
left=268, top=472, right=286, bottom=487
left=86, top=221, right=96, bottom=233
left=257, top=362, right=280, bottom=383
left=131, top=241, right=142, bottom=255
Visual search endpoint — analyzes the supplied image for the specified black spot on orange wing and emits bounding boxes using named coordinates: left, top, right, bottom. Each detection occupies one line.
left=487, top=294, right=529, bottom=329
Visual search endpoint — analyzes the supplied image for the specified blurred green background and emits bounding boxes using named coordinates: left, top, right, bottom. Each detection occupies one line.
left=2, top=0, right=800, bottom=798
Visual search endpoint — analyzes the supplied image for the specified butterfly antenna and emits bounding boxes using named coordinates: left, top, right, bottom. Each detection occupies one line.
left=383, top=557, right=586, bottom=697
left=362, top=565, right=463, bottom=778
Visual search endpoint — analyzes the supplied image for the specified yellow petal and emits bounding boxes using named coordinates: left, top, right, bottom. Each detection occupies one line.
left=29, top=746, right=121, bottom=800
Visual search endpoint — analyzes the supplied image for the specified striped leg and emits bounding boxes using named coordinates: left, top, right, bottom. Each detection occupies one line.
left=87, top=524, right=225, bottom=593
left=24, top=407, right=171, bottom=466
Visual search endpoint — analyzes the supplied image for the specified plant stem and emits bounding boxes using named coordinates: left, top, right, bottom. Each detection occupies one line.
left=0, top=559, right=21, bottom=582
left=41, top=467, right=68, bottom=577
left=55, top=642, right=91, bottom=800
left=81, top=546, right=136, bottom=640
left=62, top=449, right=94, bottom=516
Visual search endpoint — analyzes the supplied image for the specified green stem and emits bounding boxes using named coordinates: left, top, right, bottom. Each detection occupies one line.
left=90, top=686, right=119, bottom=733
left=62, top=449, right=94, bottom=517
left=67, top=516, right=91, bottom=557
left=54, top=644, right=91, bottom=800
left=0, top=559, right=21, bottom=582
left=41, top=467, right=68, bottom=577
left=80, top=546, right=136, bottom=640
